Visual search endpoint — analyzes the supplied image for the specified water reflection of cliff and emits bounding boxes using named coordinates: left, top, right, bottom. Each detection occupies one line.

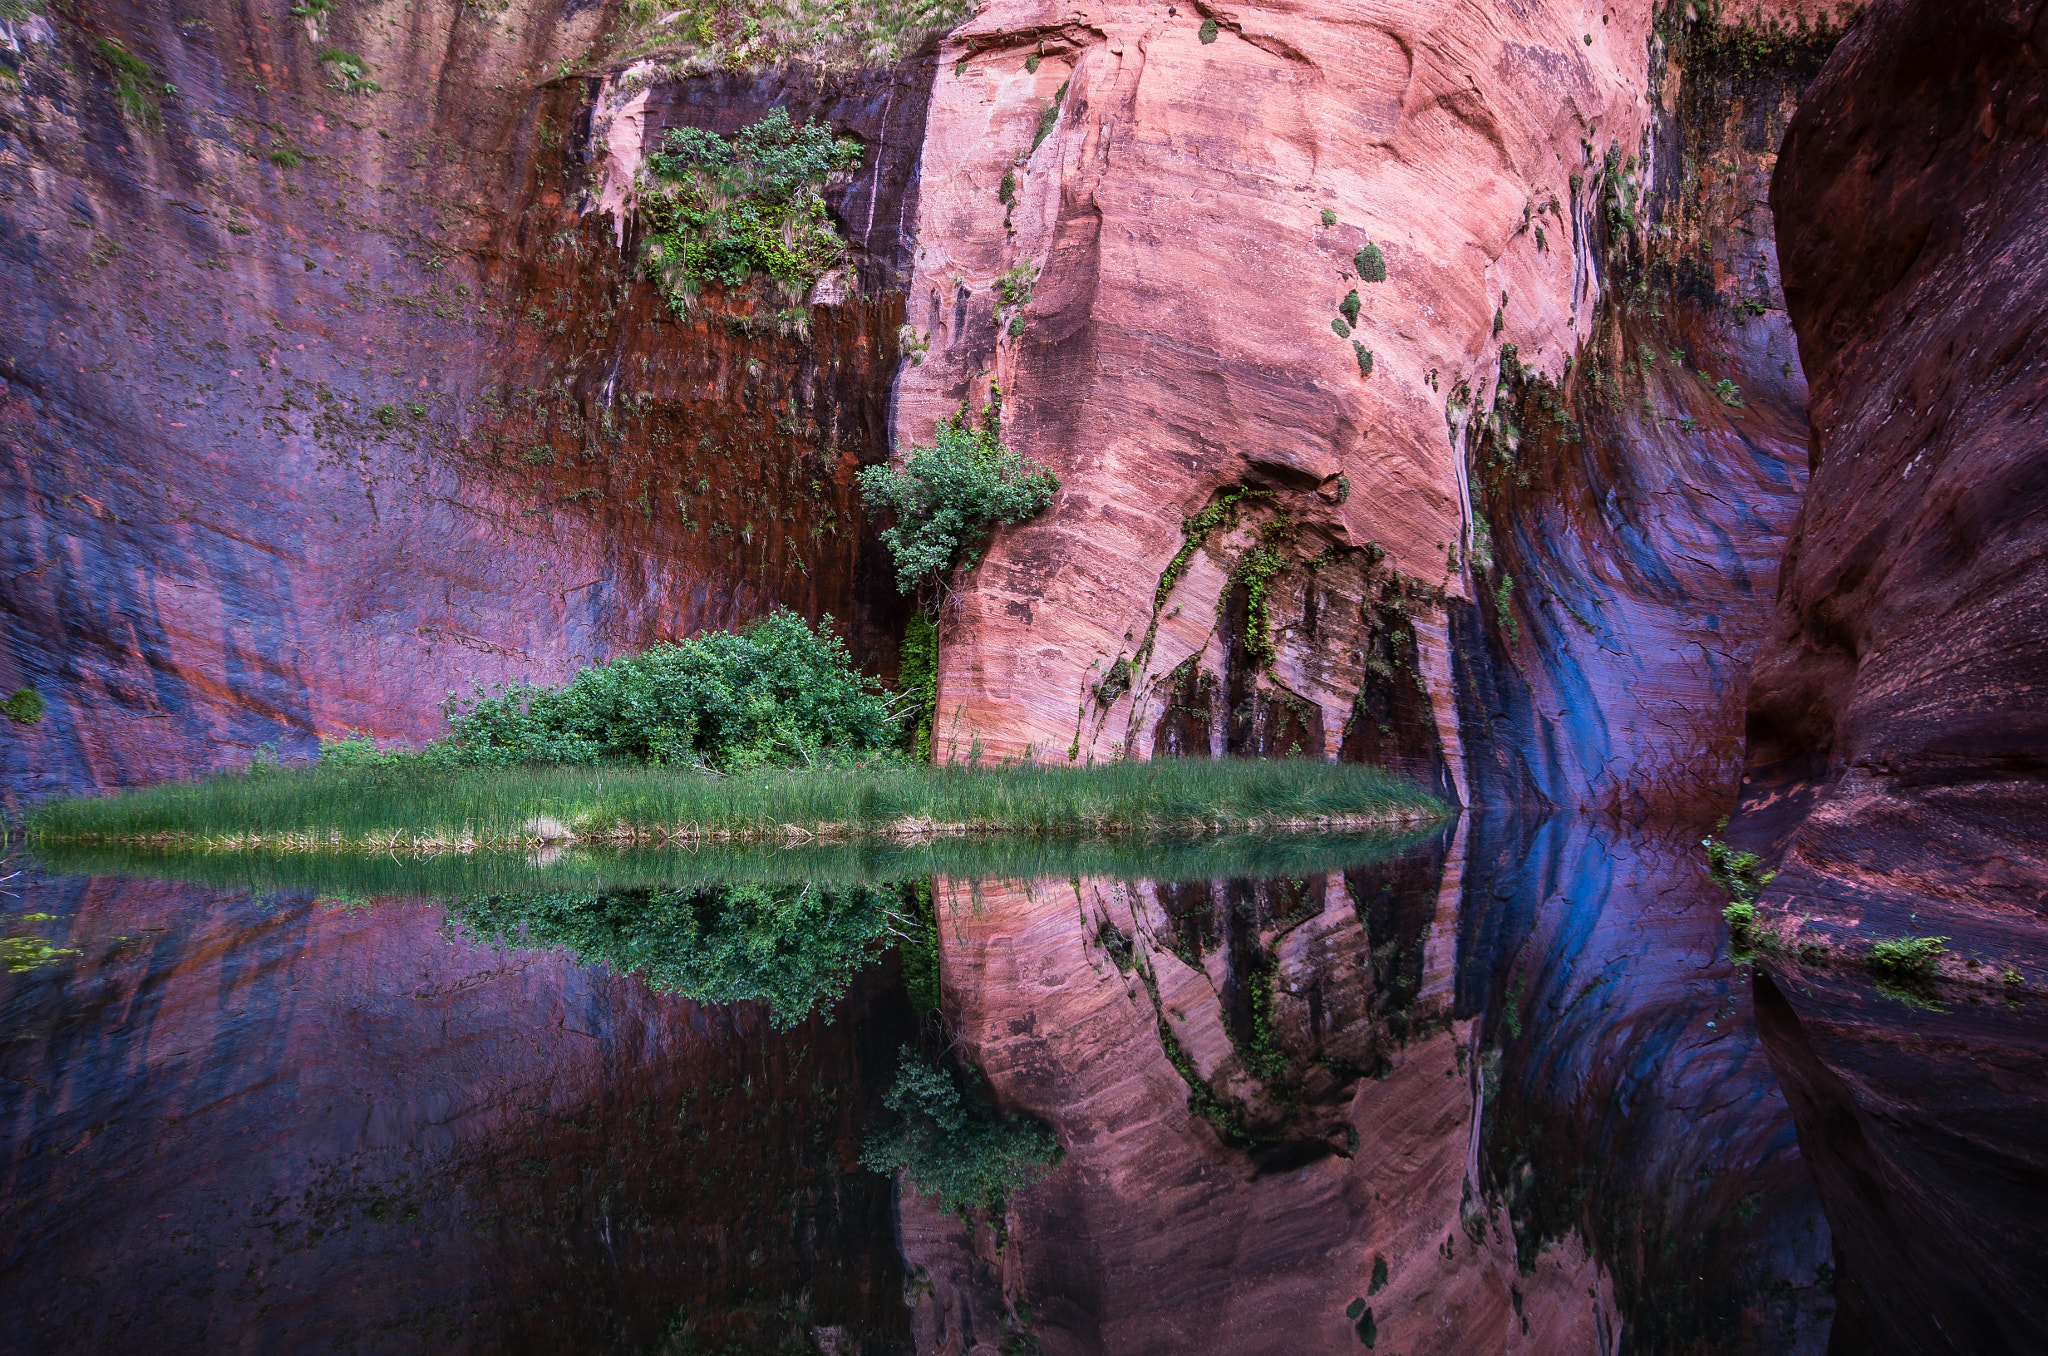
left=0, top=872, right=915, bottom=1356
left=5, top=819, right=1841, bottom=1354
left=911, top=816, right=1834, bottom=1356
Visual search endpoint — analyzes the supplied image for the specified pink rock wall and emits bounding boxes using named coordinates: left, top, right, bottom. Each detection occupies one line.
left=898, top=0, right=1667, bottom=787
left=0, top=3, right=925, bottom=807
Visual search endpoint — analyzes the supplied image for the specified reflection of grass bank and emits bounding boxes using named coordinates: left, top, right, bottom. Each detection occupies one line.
left=33, top=825, right=1439, bottom=901
left=30, top=759, right=1442, bottom=852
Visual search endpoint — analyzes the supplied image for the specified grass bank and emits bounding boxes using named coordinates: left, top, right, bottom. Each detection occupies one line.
left=28, top=758, right=1444, bottom=852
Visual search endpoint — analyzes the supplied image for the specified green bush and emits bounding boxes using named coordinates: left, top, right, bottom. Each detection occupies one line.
left=1198, top=16, right=1219, bottom=42
left=996, top=260, right=1038, bottom=308
left=452, top=882, right=900, bottom=1026
left=857, top=390, right=1058, bottom=598
left=897, top=882, right=942, bottom=1013
left=2, top=687, right=44, bottom=725
left=861, top=1045, right=1061, bottom=1214
left=1353, top=342, right=1374, bottom=378
left=1353, top=242, right=1386, bottom=283
left=1331, top=317, right=1351, bottom=338
left=443, top=609, right=899, bottom=770
left=1340, top=288, right=1361, bottom=326
left=638, top=108, right=862, bottom=309
left=317, top=48, right=379, bottom=95
left=1031, top=81, right=1068, bottom=152
left=1722, top=900, right=1756, bottom=941
left=1094, top=655, right=1132, bottom=706
left=1705, top=835, right=1774, bottom=904
left=1867, top=935, right=1948, bottom=980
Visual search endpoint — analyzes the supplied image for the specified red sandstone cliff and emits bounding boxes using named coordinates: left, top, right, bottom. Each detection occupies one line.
left=0, top=2, right=922, bottom=807
left=899, top=0, right=1659, bottom=789
left=893, top=0, right=1846, bottom=823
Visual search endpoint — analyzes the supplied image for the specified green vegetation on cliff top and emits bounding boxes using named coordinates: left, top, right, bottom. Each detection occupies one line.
left=615, top=0, right=972, bottom=76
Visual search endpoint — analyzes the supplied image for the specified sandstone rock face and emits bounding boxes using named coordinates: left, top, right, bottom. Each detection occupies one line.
left=903, top=818, right=1832, bottom=1354
left=897, top=0, right=1665, bottom=793
left=895, top=0, right=1845, bottom=824
left=1449, top=10, right=1832, bottom=816
left=0, top=3, right=923, bottom=807
left=0, top=870, right=914, bottom=1354
left=1731, top=0, right=2048, bottom=1348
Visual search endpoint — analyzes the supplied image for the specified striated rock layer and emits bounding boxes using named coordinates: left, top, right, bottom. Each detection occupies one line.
left=0, top=2, right=925, bottom=807
left=1731, top=0, right=2048, bottom=1350
left=898, top=0, right=1844, bottom=822
left=898, top=0, right=1664, bottom=792
left=1450, top=10, right=1832, bottom=817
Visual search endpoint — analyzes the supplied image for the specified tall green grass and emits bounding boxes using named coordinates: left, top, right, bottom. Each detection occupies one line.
left=28, top=758, right=1442, bottom=850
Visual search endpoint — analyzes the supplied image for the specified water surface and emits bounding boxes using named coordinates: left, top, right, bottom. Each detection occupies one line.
left=2, top=819, right=1839, bottom=1354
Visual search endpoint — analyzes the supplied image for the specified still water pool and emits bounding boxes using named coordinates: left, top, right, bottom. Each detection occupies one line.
left=2, top=819, right=1859, bottom=1354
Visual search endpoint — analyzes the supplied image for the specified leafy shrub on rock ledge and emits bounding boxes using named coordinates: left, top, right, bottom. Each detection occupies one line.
left=858, top=388, right=1058, bottom=599
left=637, top=108, right=863, bottom=310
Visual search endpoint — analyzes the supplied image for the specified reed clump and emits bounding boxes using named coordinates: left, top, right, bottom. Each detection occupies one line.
left=29, top=758, right=1442, bottom=853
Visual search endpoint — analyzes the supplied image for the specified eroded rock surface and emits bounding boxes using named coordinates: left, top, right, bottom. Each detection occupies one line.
left=898, top=0, right=1667, bottom=789
left=895, top=0, right=1848, bottom=828
left=1732, top=0, right=2048, bottom=1349
left=0, top=3, right=924, bottom=806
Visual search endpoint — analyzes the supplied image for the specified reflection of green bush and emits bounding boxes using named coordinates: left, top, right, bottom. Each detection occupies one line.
left=450, top=882, right=900, bottom=1026
left=898, top=882, right=942, bottom=1015
left=861, top=1045, right=1060, bottom=1213
left=35, top=824, right=1435, bottom=900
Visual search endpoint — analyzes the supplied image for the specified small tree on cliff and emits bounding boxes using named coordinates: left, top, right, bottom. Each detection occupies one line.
left=856, top=387, right=1059, bottom=604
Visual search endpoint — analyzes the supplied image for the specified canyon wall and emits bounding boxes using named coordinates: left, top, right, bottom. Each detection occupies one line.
left=0, top=1, right=925, bottom=808
left=1732, top=0, right=2048, bottom=1350
left=897, top=0, right=1851, bottom=819
left=900, top=0, right=1660, bottom=795
left=0, top=0, right=1855, bottom=822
